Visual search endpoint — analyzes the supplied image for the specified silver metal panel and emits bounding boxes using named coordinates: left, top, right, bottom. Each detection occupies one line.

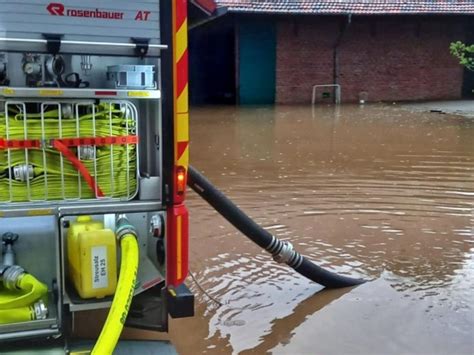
left=0, top=87, right=161, bottom=99
left=65, top=296, right=112, bottom=312
left=0, top=201, right=163, bottom=218
left=0, top=39, right=165, bottom=57
left=138, top=98, right=162, bottom=178
left=139, top=176, right=161, bottom=200
left=0, top=216, right=62, bottom=339
left=0, top=328, right=60, bottom=342
left=59, top=201, right=163, bottom=216
left=0, top=1, right=161, bottom=56
left=106, top=65, right=156, bottom=90
left=0, top=293, right=59, bottom=336
left=0, top=216, right=58, bottom=290
left=2, top=53, right=162, bottom=92
left=1, top=340, right=177, bottom=354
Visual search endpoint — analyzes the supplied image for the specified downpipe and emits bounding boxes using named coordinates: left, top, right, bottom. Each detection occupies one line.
left=187, top=165, right=365, bottom=288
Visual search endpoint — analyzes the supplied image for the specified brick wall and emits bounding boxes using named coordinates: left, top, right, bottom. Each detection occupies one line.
left=276, top=16, right=467, bottom=104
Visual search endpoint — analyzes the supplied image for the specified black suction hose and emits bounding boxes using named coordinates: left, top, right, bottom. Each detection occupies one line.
left=187, top=165, right=365, bottom=288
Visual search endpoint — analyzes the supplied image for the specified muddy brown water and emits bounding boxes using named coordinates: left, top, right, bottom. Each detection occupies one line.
left=84, top=104, right=474, bottom=354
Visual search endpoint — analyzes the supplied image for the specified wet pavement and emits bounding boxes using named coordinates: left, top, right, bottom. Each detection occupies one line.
left=404, top=100, right=474, bottom=119
left=166, top=104, right=473, bottom=354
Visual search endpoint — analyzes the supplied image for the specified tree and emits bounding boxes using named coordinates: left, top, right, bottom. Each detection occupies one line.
left=450, top=41, right=474, bottom=71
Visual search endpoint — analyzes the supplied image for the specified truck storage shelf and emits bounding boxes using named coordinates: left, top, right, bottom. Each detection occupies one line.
left=0, top=200, right=162, bottom=218
left=0, top=87, right=161, bottom=99
left=63, top=285, right=113, bottom=312
left=64, top=257, right=165, bottom=312
left=0, top=291, right=59, bottom=341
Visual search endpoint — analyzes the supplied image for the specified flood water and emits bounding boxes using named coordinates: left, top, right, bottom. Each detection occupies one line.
left=152, top=105, right=473, bottom=354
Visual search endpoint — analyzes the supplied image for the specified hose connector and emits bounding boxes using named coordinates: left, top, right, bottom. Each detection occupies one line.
left=33, top=300, right=48, bottom=320
left=272, top=241, right=295, bottom=264
left=78, top=145, right=96, bottom=160
left=116, top=214, right=138, bottom=242
left=2, top=265, right=26, bottom=290
left=267, top=236, right=304, bottom=269
left=12, top=164, right=35, bottom=182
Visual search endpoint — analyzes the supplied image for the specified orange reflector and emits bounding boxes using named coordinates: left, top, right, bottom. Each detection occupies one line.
left=176, top=166, right=187, bottom=195
left=167, top=204, right=189, bottom=287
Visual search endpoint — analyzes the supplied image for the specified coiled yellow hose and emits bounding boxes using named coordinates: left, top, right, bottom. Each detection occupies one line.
left=0, top=273, right=48, bottom=310
left=91, top=234, right=139, bottom=355
left=0, top=104, right=137, bottom=201
left=0, top=306, right=34, bottom=325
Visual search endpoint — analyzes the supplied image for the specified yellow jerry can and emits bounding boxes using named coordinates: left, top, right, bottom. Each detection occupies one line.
left=67, top=216, right=117, bottom=299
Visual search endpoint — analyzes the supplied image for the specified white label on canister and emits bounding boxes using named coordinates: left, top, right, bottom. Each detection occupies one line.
left=91, top=246, right=108, bottom=289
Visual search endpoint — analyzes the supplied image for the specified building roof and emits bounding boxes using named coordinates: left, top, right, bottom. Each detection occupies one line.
left=191, top=0, right=218, bottom=15
left=213, top=1, right=474, bottom=15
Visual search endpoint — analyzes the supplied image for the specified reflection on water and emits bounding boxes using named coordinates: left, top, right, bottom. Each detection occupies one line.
left=170, top=105, right=474, bottom=354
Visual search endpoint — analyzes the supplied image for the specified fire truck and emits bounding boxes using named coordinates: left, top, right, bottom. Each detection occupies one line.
left=0, top=1, right=193, bottom=353
left=0, top=0, right=366, bottom=351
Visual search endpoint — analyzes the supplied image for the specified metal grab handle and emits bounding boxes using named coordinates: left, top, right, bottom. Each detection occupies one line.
left=0, top=37, right=168, bottom=50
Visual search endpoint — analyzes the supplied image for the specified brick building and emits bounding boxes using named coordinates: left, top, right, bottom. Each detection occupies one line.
left=189, top=0, right=474, bottom=105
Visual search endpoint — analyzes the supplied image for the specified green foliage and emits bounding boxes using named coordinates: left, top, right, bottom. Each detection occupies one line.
left=450, top=41, right=474, bottom=71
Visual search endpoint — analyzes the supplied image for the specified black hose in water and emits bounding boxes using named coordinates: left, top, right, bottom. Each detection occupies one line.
left=187, top=165, right=365, bottom=289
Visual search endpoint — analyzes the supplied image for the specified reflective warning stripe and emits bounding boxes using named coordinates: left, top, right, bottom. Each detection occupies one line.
left=174, top=0, right=189, bottom=171
left=169, top=0, right=190, bottom=286
left=176, top=214, right=183, bottom=280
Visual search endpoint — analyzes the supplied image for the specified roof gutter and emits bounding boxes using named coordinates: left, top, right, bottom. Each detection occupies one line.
left=190, top=0, right=217, bottom=16
left=189, top=7, right=229, bottom=30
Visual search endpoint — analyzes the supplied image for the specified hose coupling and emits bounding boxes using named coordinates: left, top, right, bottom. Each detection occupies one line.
left=272, top=241, right=295, bottom=264
left=116, top=215, right=138, bottom=242
left=33, top=300, right=48, bottom=320
left=267, top=236, right=304, bottom=269
left=61, top=104, right=73, bottom=119
left=12, top=164, right=34, bottom=182
left=2, top=265, right=25, bottom=290
left=79, top=145, right=96, bottom=160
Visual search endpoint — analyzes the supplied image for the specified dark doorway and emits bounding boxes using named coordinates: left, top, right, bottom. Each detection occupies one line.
left=238, top=19, right=276, bottom=105
left=189, top=16, right=236, bottom=105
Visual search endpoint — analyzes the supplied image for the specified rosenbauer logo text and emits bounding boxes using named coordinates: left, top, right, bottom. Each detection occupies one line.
left=46, top=3, right=151, bottom=21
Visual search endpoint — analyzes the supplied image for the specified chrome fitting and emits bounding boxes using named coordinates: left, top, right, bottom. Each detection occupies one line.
left=33, top=300, right=48, bottom=320
left=45, top=55, right=65, bottom=77
left=120, top=105, right=133, bottom=119
left=2, top=232, right=19, bottom=267
left=22, top=61, right=41, bottom=76
left=61, top=104, right=73, bottom=119
left=272, top=241, right=295, bottom=264
left=116, top=215, right=138, bottom=242
left=78, top=145, right=96, bottom=160
left=80, top=55, right=93, bottom=75
left=13, top=164, right=34, bottom=182
left=2, top=265, right=25, bottom=290
left=150, top=214, right=163, bottom=238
